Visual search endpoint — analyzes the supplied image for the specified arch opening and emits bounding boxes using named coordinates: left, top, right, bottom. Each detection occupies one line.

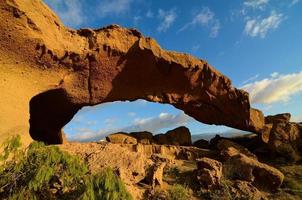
left=29, top=90, right=250, bottom=144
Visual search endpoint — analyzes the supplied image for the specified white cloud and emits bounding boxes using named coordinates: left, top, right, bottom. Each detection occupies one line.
left=157, top=9, right=177, bottom=32
left=45, top=0, right=85, bottom=27
left=270, top=72, right=279, bottom=78
left=133, top=16, right=142, bottom=25
left=87, top=120, right=97, bottom=125
left=146, top=10, right=154, bottom=18
left=179, top=7, right=220, bottom=38
left=68, top=112, right=192, bottom=142
left=244, top=0, right=269, bottom=10
left=210, top=20, right=221, bottom=38
left=244, top=11, right=285, bottom=38
left=290, top=0, right=300, bottom=6
left=241, top=71, right=302, bottom=105
left=98, top=0, right=133, bottom=17
left=130, top=112, right=191, bottom=133
left=128, top=112, right=136, bottom=117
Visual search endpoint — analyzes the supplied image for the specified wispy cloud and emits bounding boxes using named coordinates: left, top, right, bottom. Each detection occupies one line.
left=242, top=74, right=259, bottom=84
left=292, top=115, right=302, bottom=123
left=128, top=112, right=136, bottom=117
left=45, top=0, right=85, bottom=27
left=157, top=9, right=177, bottom=32
left=128, top=112, right=191, bottom=133
left=97, top=0, right=133, bottom=17
left=243, top=0, right=269, bottom=10
left=290, top=0, right=300, bottom=6
left=68, top=112, right=192, bottom=142
left=146, top=10, right=154, bottom=18
left=179, top=7, right=221, bottom=38
left=241, top=71, right=302, bottom=105
left=244, top=11, right=285, bottom=38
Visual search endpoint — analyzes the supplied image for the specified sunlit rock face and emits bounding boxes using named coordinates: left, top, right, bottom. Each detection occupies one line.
left=0, top=0, right=264, bottom=144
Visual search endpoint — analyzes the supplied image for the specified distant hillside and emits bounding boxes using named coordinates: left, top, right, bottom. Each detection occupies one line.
left=191, top=130, right=252, bottom=142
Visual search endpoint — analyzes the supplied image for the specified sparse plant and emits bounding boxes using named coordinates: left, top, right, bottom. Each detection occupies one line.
left=0, top=135, right=132, bottom=200
left=167, top=184, right=189, bottom=200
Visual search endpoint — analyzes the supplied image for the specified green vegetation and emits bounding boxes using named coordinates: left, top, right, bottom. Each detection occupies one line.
left=0, top=135, right=132, bottom=200
left=197, top=180, right=232, bottom=200
left=167, top=184, right=189, bottom=200
left=148, top=184, right=189, bottom=200
left=278, top=164, right=302, bottom=197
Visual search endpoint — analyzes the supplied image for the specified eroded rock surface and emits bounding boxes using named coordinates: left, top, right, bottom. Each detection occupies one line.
left=0, top=0, right=264, bottom=144
left=225, top=153, right=284, bottom=191
left=258, top=113, right=302, bottom=161
left=196, top=157, right=222, bottom=188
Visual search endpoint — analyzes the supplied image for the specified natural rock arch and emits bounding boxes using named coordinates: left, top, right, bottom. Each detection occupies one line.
left=1, top=0, right=264, bottom=144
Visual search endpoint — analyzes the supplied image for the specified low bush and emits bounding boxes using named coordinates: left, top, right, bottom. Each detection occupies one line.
left=167, top=184, right=189, bottom=200
left=0, top=135, right=132, bottom=200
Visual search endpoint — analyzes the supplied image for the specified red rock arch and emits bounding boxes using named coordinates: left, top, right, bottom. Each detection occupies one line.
left=1, top=0, right=264, bottom=144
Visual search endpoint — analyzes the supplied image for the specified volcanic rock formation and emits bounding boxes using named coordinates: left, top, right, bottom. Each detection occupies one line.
left=0, top=0, right=264, bottom=144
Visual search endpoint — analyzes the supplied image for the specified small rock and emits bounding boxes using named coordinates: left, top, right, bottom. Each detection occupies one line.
left=196, top=157, right=222, bottom=189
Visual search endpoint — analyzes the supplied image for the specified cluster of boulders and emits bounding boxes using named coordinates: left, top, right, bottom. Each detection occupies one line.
left=106, top=126, right=192, bottom=146
left=104, top=122, right=294, bottom=195
left=195, top=139, right=284, bottom=198
left=260, top=113, right=302, bottom=161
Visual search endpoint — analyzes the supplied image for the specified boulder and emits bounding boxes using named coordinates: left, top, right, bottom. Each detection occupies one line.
left=130, top=131, right=153, bottom=144
left=106, top=132, right=137, bottom=144
left=268, top=122, right=302, bottom=161
left=193, top=139, right=210, bottom=149
left=0, top=0, right=264, bottom=144
left=153, top=134, right=169, bottom=145
left=196, top=157, right=222, bottom=188
left=165, top=126, right=192, bottom=146
left=225, top=153, right=284, bottom=191
left=265, top=113, right=291, bottom=124
left=229, top=180, right=267, bottom=200
left=217, top=139, right=257, bottom=161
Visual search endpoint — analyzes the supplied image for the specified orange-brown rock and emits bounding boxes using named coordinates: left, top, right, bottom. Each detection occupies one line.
left=164, top=126, right=192, bottom=146
left=261, top=113, right=302, bottom=161
left=217, top=139, right=257, bottom=161
left=106, top=132, right=137, bottom=144
left=268, top=122, right=302, bottom=161
left=225, top=153, right=284, bottom=191
left=193, top=139, right=210, bottom=149
left=130, top=131, right=153, bottom=144
left=196, top=157, right=222, bottom=188
left=265, top=113, right=291, bottom=124
left=0, top=0, right=264, bottom=144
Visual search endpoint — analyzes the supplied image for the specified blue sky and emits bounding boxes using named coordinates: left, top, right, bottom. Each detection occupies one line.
left=44, top=0, right=302, bottom=141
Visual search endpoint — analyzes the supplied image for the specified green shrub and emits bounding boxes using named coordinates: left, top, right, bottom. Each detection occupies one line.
left=82, top=168, right=133, bottom=200
left=0, top=135, right=132, bottom=200
left=167, top=184, right=189, bottom=200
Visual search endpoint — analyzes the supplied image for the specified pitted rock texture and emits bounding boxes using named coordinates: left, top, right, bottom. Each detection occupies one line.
left=0, top=0, right=264, bottom=144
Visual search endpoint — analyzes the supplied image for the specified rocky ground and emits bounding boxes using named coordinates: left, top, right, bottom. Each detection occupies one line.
left=59, top=113, right=302, bottom=200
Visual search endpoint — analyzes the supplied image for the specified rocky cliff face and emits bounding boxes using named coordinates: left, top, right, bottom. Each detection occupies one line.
left=0, top=0, right=264, bottom=144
